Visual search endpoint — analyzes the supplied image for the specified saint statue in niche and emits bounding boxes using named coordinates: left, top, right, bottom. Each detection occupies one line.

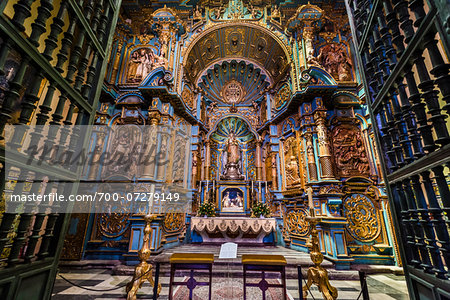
left=285, top=155, right=301, bottom=186
left=221, top=130, right=244, bottom=180
left=221, top=188, right=244, bottom=212
left=127, top=48, right=168, bottom=83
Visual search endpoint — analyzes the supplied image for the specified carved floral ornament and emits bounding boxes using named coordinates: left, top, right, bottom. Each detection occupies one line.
left=274, top=84, right=291, bottom=110
left=181, top=88, right=196, bottom=109
left=163, top=212, right=185, bottom=233
left=285, top=208, right=310, bottom=237
left=343, top=194, right=380, bottom=242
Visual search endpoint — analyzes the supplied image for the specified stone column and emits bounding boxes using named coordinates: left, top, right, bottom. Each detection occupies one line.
left=314, top=111, right=335, bottom=180
left=256, top=138, right=262, bottom=181
left=304, top=131, right=318, bottom=181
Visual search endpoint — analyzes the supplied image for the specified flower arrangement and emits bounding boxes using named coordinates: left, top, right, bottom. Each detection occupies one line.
left=197, top=201, right=216, bottom=217
left=251, top=202, right=271, bottom=218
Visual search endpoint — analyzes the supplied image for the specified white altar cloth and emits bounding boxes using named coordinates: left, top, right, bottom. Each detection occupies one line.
left=191, top=217, right=276, bottom=243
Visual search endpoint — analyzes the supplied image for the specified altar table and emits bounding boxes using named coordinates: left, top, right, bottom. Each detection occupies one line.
left=191, top=217, right=276, bottom=244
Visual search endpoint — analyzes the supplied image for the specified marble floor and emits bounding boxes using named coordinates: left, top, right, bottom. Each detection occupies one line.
left=52, top=268, right=409, bottom=299
left=53, top=245, right=408, bottom=299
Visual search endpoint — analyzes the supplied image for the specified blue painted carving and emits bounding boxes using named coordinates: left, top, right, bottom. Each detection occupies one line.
left=210, top=116, right=255, bottom=144
left=139, top=67, right=173, bottom=88
left=198, top=60, right=270, bottom=105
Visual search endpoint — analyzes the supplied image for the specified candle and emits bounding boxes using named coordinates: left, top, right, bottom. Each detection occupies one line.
left=206, top=179, right=209, bottom=191
left=213, top=180, right=215, bottom=191
left=251, top=181, right=253, bottom=193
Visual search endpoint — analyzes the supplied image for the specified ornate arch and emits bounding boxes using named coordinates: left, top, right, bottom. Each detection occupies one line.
left=182, top=22, right=292, bottom=86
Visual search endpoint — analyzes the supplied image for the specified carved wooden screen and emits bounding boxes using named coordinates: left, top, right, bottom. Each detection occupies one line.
left=346, top=0, right=450, bottom=298
left=0, top=0, right=121, bottom=299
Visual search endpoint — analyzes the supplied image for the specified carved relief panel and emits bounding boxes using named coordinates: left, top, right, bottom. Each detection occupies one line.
left=332, top=124, right=370, bottom=177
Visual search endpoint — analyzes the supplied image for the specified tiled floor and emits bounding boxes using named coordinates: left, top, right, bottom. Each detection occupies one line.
left=52, top=269, right=409, bottom=299
left=54, top=244, right=408, bottom=299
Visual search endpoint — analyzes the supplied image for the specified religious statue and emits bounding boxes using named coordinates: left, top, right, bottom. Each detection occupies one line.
left=226, top=131, right=240, bottom=164
left=136, top=49, right=153, bottom=80
left=193, top=6, right=202, bottom=20
left=271, top=5, right=281, bottom=18
left=127, top=51, right=140, bottom=81
left=128, top=49, right=156, bottom=83
left=286, top=155, right=301, bottom=186
left=316, top=43, right=352, bottom=81
left=221, top=130, right=244, bottom=180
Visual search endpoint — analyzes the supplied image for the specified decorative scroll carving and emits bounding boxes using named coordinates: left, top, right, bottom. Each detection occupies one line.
left=163, top=212, right=185, bottom=233
left=181, top=88, right=195, bottom=110
left=275, top=84, right=291, bottom=110
left=98, top=213, right=130, bottom=238
left=343, top=194, right=380, bottom=242
left=286, top=209, right=310, bottom=236
left=332, top=125, right=370, bottom=177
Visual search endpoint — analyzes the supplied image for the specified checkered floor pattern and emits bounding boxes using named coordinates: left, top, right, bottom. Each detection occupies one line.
left=52, top=268, right=409, bottom=299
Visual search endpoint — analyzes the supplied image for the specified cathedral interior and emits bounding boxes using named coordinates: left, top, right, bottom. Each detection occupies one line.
left=0, top=0, right=449, bottom=299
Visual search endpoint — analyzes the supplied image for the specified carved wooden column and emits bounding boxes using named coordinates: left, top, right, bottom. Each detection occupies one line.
left=205, top=140, right=210, bottom=180
left=256, top=138, right=262, bottom=181
left=271, top=153, right=278, bottom=190
left=110, top=39, right=123, bottom=84
left=304, top=131, right=318, bottom=181
left=314, top=111, right=335, bottom=180
left=156, top=128, right=169, bottom=181
left=142, top=116, right=159, bottom=179
left=87, top=128, right=107, bottom=180
left=192, top=150, right=198, bottom=189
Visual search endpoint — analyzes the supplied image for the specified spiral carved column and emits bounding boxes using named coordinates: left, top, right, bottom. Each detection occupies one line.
left=314, top=111, right=335, bottom=180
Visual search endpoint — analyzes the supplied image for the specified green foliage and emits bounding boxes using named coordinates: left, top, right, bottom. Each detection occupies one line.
left=251, top=201, right=271, bottom=218
left=198, top=201, right=216, bottom=217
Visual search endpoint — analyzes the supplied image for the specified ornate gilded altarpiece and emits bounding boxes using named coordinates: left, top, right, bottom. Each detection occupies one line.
left=63, top=0, right=399, bottom=268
